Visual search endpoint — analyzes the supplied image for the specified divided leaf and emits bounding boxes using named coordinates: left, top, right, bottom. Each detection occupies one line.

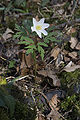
left=26, top=49, right=34, bottom=54
left=25, top=44, right=36, bottom=50
left=38, top=46, right=45, bottom=60
left=37, top=42, right=48, bottom=47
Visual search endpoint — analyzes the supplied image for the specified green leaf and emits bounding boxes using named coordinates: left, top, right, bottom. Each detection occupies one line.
left=48, top=37, right=57, bottom=41
left=0, top=7, right=5, bottom=11
left=47, top=25, right=55, bottom=32
left=13, top=8, right=26, bottom=13
left=0, top=77, right=7, bottom=85
left=5, top=1, right=13, bottom=13
left=37, top=42, right=48, bottom=47
left=38, top=46, right=45, bottom=60
left=15, top=0, right=26, bottom=6
left=41, top=52, right=44, bottom=60
left=5, top=95, right=15, bottom=116
left=15, top=24, right=27, bottom=35
left=0, top=87, right=15, bottom=116
left=18, top=41, right=31, bottom=45
left=41, top=0, right=49, bottom=7
left=15, top=24, right=21, bottom=31
left=9, top=60, right=16, bottom=68
left=25, top=45, right=36, bottom=50
left=22, top=20, right=32, bottom=34
left=26, top=49, right=34, bottom=54
left=38, top=46, right=44, bottom=53
left=48, top=37, right=62, bottom=42
left=47, top=32, right=58, bottom=37
left=13, top=32, right=21, bottom=38
left=21, top=36, right=34, bottom=44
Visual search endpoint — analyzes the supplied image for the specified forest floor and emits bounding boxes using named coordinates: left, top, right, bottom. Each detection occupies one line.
left=0, top=0, right=80, bottom=120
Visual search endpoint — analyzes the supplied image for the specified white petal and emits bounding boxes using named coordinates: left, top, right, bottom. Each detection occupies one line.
left=41, top=29, right=48, bottom=36
left=35, top=30, right=42, bottom=38
left=33, top=18, right=37, bottom=26
left=42, top=23, right=50, bottom=29
left=39, top=18, right=45, bottom=24
left=31, top=26, right=34, bottom=31
left=31, top=26, right=36, bottom=32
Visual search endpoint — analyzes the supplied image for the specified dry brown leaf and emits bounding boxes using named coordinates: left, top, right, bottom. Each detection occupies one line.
left=62, top=50, right=68, bottom=55
left=24, top=54, right=34, bottom=68
left=76, top=42, right=80, bottom=50
left=68, top=51, right=77, bottom=59
left=38, top=69, right=61, bottom=86
left=49, top=94, right=60, bottom=111
left=58, top=9, right=64, bottom=15
left=67, top=27, right=76, bottom=35
left=47, top=110, right=60, bottom=120
left=69, top=37, right=78, bottom=49
left=45, top=93, right=61, bottom=120
left=20, top=51, right=29, bottom=76
left=63, top=61, right=80, bottom=72
left=38, top=70, right=47, bottom=77
left=32, top=0, right=41, bottom=2
left=38, top=114, right=45, bottom=120
left=64, top=65, right=80, bottom=72
left=2, top=28, right=14, bottom=41
left=55, top=54, right=64, bottom=67
left=51, top=47, right=61, bottom=60
left=64, top=57, right=70, bottom=62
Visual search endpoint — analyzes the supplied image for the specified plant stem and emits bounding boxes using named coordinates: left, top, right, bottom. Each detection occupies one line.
left=33, top=51, right=37, bottom=79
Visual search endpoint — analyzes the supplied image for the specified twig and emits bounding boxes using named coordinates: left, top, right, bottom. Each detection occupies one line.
left=38, top=7, right=44, bottom=18
left=71, top=0, right=78, bottom=15
left=0, top=56, right=6, bottom=61
left=55, top=18, right=80, bottom=29
left=8, top=75, right=32, bottom=83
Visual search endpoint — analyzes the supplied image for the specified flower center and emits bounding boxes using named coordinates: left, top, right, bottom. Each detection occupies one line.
left=36, top=25, right=42, bottom=30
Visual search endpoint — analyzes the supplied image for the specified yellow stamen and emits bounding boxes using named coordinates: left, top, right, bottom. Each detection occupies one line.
left=36, top=25, right=42, bottom=30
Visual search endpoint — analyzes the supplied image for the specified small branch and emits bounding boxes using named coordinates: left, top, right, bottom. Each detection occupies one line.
left=55, top=18, right=80, bottom=29
left=71, top=0, right=78, bottom=15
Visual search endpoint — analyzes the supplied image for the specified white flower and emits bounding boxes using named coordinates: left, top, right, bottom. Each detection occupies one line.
left=31, top=18, right=49, bottom=38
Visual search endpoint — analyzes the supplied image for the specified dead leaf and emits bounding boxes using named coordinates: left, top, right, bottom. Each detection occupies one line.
left=69, top=37, right=78, bottom=49
left=68, top=51, right=77, bottom=59
left=65, top=61, right=73, bottom=68
left=76, top=42, right=80, bottom=50
left=20, top=51, right=29, bottom=76
left=49, top=94, right=60, bottom=111
left=67, top=27, right=76, bottom=35
left=62, top=50, right=68, bottom=55
left=64, top=57, right=70, bottom=62
left=38, top=69, right=61, bottom=87
left=2, top=28, right=14, bottom=41
left=55, top=53, right=64, bottom=67
left=47, top=95, right=60, bottom=120
left=63, top=61, right=80, bottom=72
left=58, top=9, right=64, bottom=15
left=35, top=114, right=45, bottom=120
left=47, top=110, right=60, bottom=120
left=24, top=54, right=34, bottom=68
left=51, top=47, right=61, bottom=60
left=32, top=0, right=41, bottom=2
left=38, top=70, right=47, bottom=77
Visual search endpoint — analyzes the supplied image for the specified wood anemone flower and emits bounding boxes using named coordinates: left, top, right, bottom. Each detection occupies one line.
left=31, top=18, right=49, bottom=38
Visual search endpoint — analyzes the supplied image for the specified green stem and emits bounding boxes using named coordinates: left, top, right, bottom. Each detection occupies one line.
left=33, top=51, right=37, bottom=79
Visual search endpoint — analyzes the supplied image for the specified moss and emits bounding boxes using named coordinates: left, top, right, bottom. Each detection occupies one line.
left=0, top=108, right=10, bottom=120
left=60, top=69, right=80, bottom=120
left=0, top=100, right=37, bottom=120
left=59, top=69, right=80, bottom=93
left=74, top=7, right=80, bottom=18
left=14, top=101, right=36, bottom=120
